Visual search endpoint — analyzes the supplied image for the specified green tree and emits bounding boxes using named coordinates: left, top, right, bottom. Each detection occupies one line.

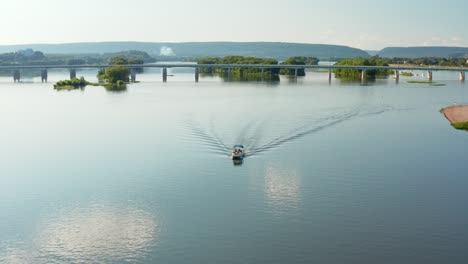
left=102, top=66, right=130, bottom=84
left=110, top=56, right=128, bottom=65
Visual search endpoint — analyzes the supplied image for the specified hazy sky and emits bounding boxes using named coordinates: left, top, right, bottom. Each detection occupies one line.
left=1, top=0, right=467, bottom=50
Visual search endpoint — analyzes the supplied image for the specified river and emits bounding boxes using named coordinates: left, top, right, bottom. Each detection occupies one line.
left=1, top=68, right=468, bottom=263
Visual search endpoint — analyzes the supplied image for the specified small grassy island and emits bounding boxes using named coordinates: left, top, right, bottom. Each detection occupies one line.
left=400, top=72, right=414, bottom=77
left=54, top=77, right=99, bottom=90
left=407, top=80, right=446, bottom=86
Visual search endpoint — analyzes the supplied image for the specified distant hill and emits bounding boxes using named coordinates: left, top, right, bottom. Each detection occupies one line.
left=0, top=42, right=369, bottom=60
left=379, top=47, right=468, bottom=58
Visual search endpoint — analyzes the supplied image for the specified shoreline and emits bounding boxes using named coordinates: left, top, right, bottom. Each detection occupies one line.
left=441, top=105, right=468, bottom=130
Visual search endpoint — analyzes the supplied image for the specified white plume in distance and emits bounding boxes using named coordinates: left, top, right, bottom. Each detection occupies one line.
left=160, top=46, right=176, bottom=56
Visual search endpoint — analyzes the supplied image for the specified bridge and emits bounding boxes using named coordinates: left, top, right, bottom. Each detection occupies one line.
left=0, top=64, right=466, bottom=83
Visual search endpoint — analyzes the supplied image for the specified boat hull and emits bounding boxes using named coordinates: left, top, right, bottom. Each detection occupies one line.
left=231, top=154, right=244, bottom=160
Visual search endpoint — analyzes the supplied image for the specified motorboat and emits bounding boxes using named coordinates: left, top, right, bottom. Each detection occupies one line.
left=231, top=145, right=245, bottom=160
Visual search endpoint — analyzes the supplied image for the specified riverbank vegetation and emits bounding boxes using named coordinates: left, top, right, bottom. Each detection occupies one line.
left=333, top=59, right=393, bottom=80
left=452, top=122, right=468, bottom=131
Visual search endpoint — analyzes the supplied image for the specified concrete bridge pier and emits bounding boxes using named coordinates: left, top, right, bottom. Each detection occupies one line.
left=13, top=70, right=20, bottom=82
left=460, top=72, right=465, bottom=81
left=328, top=69, right=332, bottom=83
left=195, top=68, right=199, bottom=82
left=394, top=70, right=400, bottom=81
left=70, top=69, right=76, bottom=80
left=130, top=68, right=137, bottom=83
left=227, top=68, right=232, bottom=81
left=294, top=68, right=298, bottom=79
left=261, top=68, right=265, bottom=81
left=162, top=68, right=167, bottom=82
left=361, top=70, right=367, bottom=84
left=41, top=69, right=48, bottom=83
left=427, top=71, right=433, bottom=81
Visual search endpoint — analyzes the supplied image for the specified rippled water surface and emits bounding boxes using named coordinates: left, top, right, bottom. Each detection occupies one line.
left=1, top=69, right=468, bottom=263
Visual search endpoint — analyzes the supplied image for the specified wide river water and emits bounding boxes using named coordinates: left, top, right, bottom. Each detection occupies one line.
left=1, top=68, right=468, bottom=263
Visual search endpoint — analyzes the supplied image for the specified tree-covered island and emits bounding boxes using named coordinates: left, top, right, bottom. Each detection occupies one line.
left=197, top=56, right=320, bottom=81
left=279, top=57, right=319, bottom=76
left=198, top=56, right=280, bottom=81
left=333, top=58, right=393, bottom=80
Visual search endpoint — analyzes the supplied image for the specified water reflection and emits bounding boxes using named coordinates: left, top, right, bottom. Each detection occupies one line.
left=104, top=84, right=127, bottom=93
left=0, top=241, right=31, bottom=264
left=264, top=164, right=301, bottom=213
left=1, top=203, right=158, bottom=263
left=36, top=203, right=156, bottom=262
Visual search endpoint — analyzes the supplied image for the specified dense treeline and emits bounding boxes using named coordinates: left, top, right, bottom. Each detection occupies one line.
left=0, top=50, right=45, bottom=62
left=198, top=56, right=320, bottom=80
left=198, top=56, right=280, bottom=81
left=0, top=49, right=156, bottom=66
left=334, top=59, right=393, bottom=80
left=0, top=50, right=50, bottom=65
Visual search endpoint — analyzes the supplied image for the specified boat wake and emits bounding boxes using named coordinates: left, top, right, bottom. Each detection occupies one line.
left=185, top=105, right=395, bottom=159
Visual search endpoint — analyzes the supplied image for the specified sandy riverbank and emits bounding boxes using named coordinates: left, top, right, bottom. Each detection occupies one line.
left=442, top=105, right=468, bottom=124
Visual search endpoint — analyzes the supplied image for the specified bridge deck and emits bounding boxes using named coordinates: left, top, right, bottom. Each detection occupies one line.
left=0, top=64, right=466, bottom=72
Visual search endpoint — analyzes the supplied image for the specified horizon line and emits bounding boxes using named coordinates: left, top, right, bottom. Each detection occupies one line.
left=1, top=41, right=468, bottom=51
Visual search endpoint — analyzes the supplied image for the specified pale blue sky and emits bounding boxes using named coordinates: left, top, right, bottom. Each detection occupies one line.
left=1, top=0, right=467, bottom=49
